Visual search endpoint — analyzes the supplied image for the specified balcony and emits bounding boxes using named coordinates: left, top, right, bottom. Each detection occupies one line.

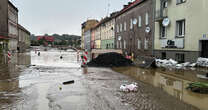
left=155, top=8, right=168, bottom=22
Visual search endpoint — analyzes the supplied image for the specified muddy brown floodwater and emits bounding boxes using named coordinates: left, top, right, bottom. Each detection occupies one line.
left=0, top=48, right=207, bottom=110
left=112, top=67, right=208, bottom=110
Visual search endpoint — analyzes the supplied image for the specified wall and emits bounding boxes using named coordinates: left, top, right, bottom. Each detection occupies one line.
left=154, top=0, right=208, bottom=52
left=0, top=0, right=8, bottom=36
left=115, top=0, right=154, bottom=57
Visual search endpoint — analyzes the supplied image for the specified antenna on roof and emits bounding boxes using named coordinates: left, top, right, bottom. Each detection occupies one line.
left=106, top=0, right=111, bottom=17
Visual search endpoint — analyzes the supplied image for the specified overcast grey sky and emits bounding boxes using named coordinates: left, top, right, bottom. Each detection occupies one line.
left=11, top=0, right=128, bottom=36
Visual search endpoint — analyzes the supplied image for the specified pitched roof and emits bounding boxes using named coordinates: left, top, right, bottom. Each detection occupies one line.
left=116, top=0, right=145, bottom=17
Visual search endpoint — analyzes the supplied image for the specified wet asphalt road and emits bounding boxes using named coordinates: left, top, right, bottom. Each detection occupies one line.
left=0, top=49, right=202, bottom=110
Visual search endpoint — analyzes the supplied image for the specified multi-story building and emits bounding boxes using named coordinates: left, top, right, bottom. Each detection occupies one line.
left=100, top=13, right=117, bottom=49
left=94, top=24, right=101, bottom=49
left=0, top=0, right=18, bottom=53
left=84, top=30, right=91, bottom=51
left=81, top=19, right=98, bottom=49
left=18, top=24, right=30, bottom=53
left=91, top=28, right=96, bottom=49
left=154, top=0, right=208, bottom=63
left=115, top=0, right=154, bottom=58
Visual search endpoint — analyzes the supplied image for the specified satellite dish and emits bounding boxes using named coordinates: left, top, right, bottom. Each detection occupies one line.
left=118, top=36, right=122, bottom=41
left=133, top=18, right=137, bottom=25
left=162, top=18, right=170, bottom=27
left=145, top=27, right=151, bottom=33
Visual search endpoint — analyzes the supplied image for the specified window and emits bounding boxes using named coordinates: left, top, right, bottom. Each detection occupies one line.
left=138, top=39, right=141, bottom=49
left=160, top=26, right=166, bottom=38
left=124, top=40, right=126, bottom=49
left=144, top=38, right=148, bottom=50
left=117, top=25, right=119, bottom=33
left=117, top=41, right=119, bottom=49
left=120, top=41, right=122, bottom=49
left=175, top=53, right=185, bottom=63
left=120, top=23, right=123, bottom=32
left=138, top=16, right=142, bottom=27
left=145, top=13, right=149, bottom=25
left=124, top=22, right=127, bottom=31
left=163, top=1, right=168, bottom=8
left=130, top=19, right=133, bottom=29
left=176, top=0, right=186, bottom=4
left=176, top=20, right=185, bottom=37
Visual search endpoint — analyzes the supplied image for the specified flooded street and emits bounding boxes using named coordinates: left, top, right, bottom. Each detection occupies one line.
left=0, top=49, right=207, bottom=110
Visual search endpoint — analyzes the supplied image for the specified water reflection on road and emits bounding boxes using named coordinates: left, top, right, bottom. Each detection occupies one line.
left=0, top=53, right=31, bottom=109
left=113, top=67, right=208, bottom=110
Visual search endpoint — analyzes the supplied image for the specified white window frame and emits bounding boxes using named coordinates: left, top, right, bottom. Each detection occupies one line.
left=124, top=40, right=126, bottom=49
left=117, top=41, right=119, bottom=49
left=145, top=12, right=149, bottom=25
left=130, top=19, right=133, bottom=29
left=117, top=25, right=119, bottom=33
left=138, top=39, right=141, bottom=49
left=124, top=22, right=127, bottom=31
left=144, top=38, right=148, bottom=50
left=120, top=41, right=122, bottom=49
left=120, top=23, right=123, bottom=32
left=176, top=20, right=185, bottom=37
left=138, top=16, right=142, bottom=27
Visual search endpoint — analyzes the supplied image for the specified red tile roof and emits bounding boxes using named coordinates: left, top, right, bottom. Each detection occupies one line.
left=117, top=0, right=145, bottom=16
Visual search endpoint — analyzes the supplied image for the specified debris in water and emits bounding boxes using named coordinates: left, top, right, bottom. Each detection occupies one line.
left=120, top=83, right=138, bottom=92
left=197, top=74, right=208, bottom=80
left=87, top=52, right=133, bottom=67
left=63, top=80, right=75, bottom=85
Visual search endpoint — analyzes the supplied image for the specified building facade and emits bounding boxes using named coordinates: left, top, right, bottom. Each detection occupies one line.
left=154, top=0, right=208, bottom=63
left=8, top=1, right=18, bottom=52
left=0, top=0, right=18, bottom=53
left=100, top=14, right=116, bottom=49
left=18, top=24, right=30, bottom=53
left=84, top=30, right=91, bottom=51
left=81, top=20, right=98, bottom=49
left=94, top=25, right=101, bottom=49
left=115, top=0, right=154, bottom=58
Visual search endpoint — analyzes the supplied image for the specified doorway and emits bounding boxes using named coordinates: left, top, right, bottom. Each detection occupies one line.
left=201, top=40, right=208, bottom=58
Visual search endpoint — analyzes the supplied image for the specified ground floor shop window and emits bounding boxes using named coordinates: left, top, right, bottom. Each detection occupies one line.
left=175, top=53, right=185, bottom=63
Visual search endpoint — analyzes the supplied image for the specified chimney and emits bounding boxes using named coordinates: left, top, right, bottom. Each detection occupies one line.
left=123, top=5, right=128, bottom=8
left=128, top=2, right=131, bottom=5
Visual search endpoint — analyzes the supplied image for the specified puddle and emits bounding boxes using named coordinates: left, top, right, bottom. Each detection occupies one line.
left=113, top=66, right=208, bottom=110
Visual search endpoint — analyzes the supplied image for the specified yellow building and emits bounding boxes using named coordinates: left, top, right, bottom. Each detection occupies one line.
left=81, top=20, right=98, bottom=49
left=154, top=0, right=208, bottom=63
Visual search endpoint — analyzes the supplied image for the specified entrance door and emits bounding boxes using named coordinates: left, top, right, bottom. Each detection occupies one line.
left=201, top=40, right=208, bottom=58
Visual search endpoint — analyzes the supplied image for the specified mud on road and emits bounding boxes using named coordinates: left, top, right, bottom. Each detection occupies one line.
left=0, top=49, right=202, bottom=110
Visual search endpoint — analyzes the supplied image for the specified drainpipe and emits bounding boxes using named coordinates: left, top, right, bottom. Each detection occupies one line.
left=152, top=0, right=156, bottom=57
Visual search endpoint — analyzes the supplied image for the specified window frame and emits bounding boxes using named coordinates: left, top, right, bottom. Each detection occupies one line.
left=138, top=16, right=142, bottom=27
left=160, top=25, right=167, bottom=39
left=145, top=12, right=149, bottom=25
left=176, top=19, right=185, bottom=38
left=138, top=39, right=141, bottom=49
left=176, top=0, right=186, bottom=5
